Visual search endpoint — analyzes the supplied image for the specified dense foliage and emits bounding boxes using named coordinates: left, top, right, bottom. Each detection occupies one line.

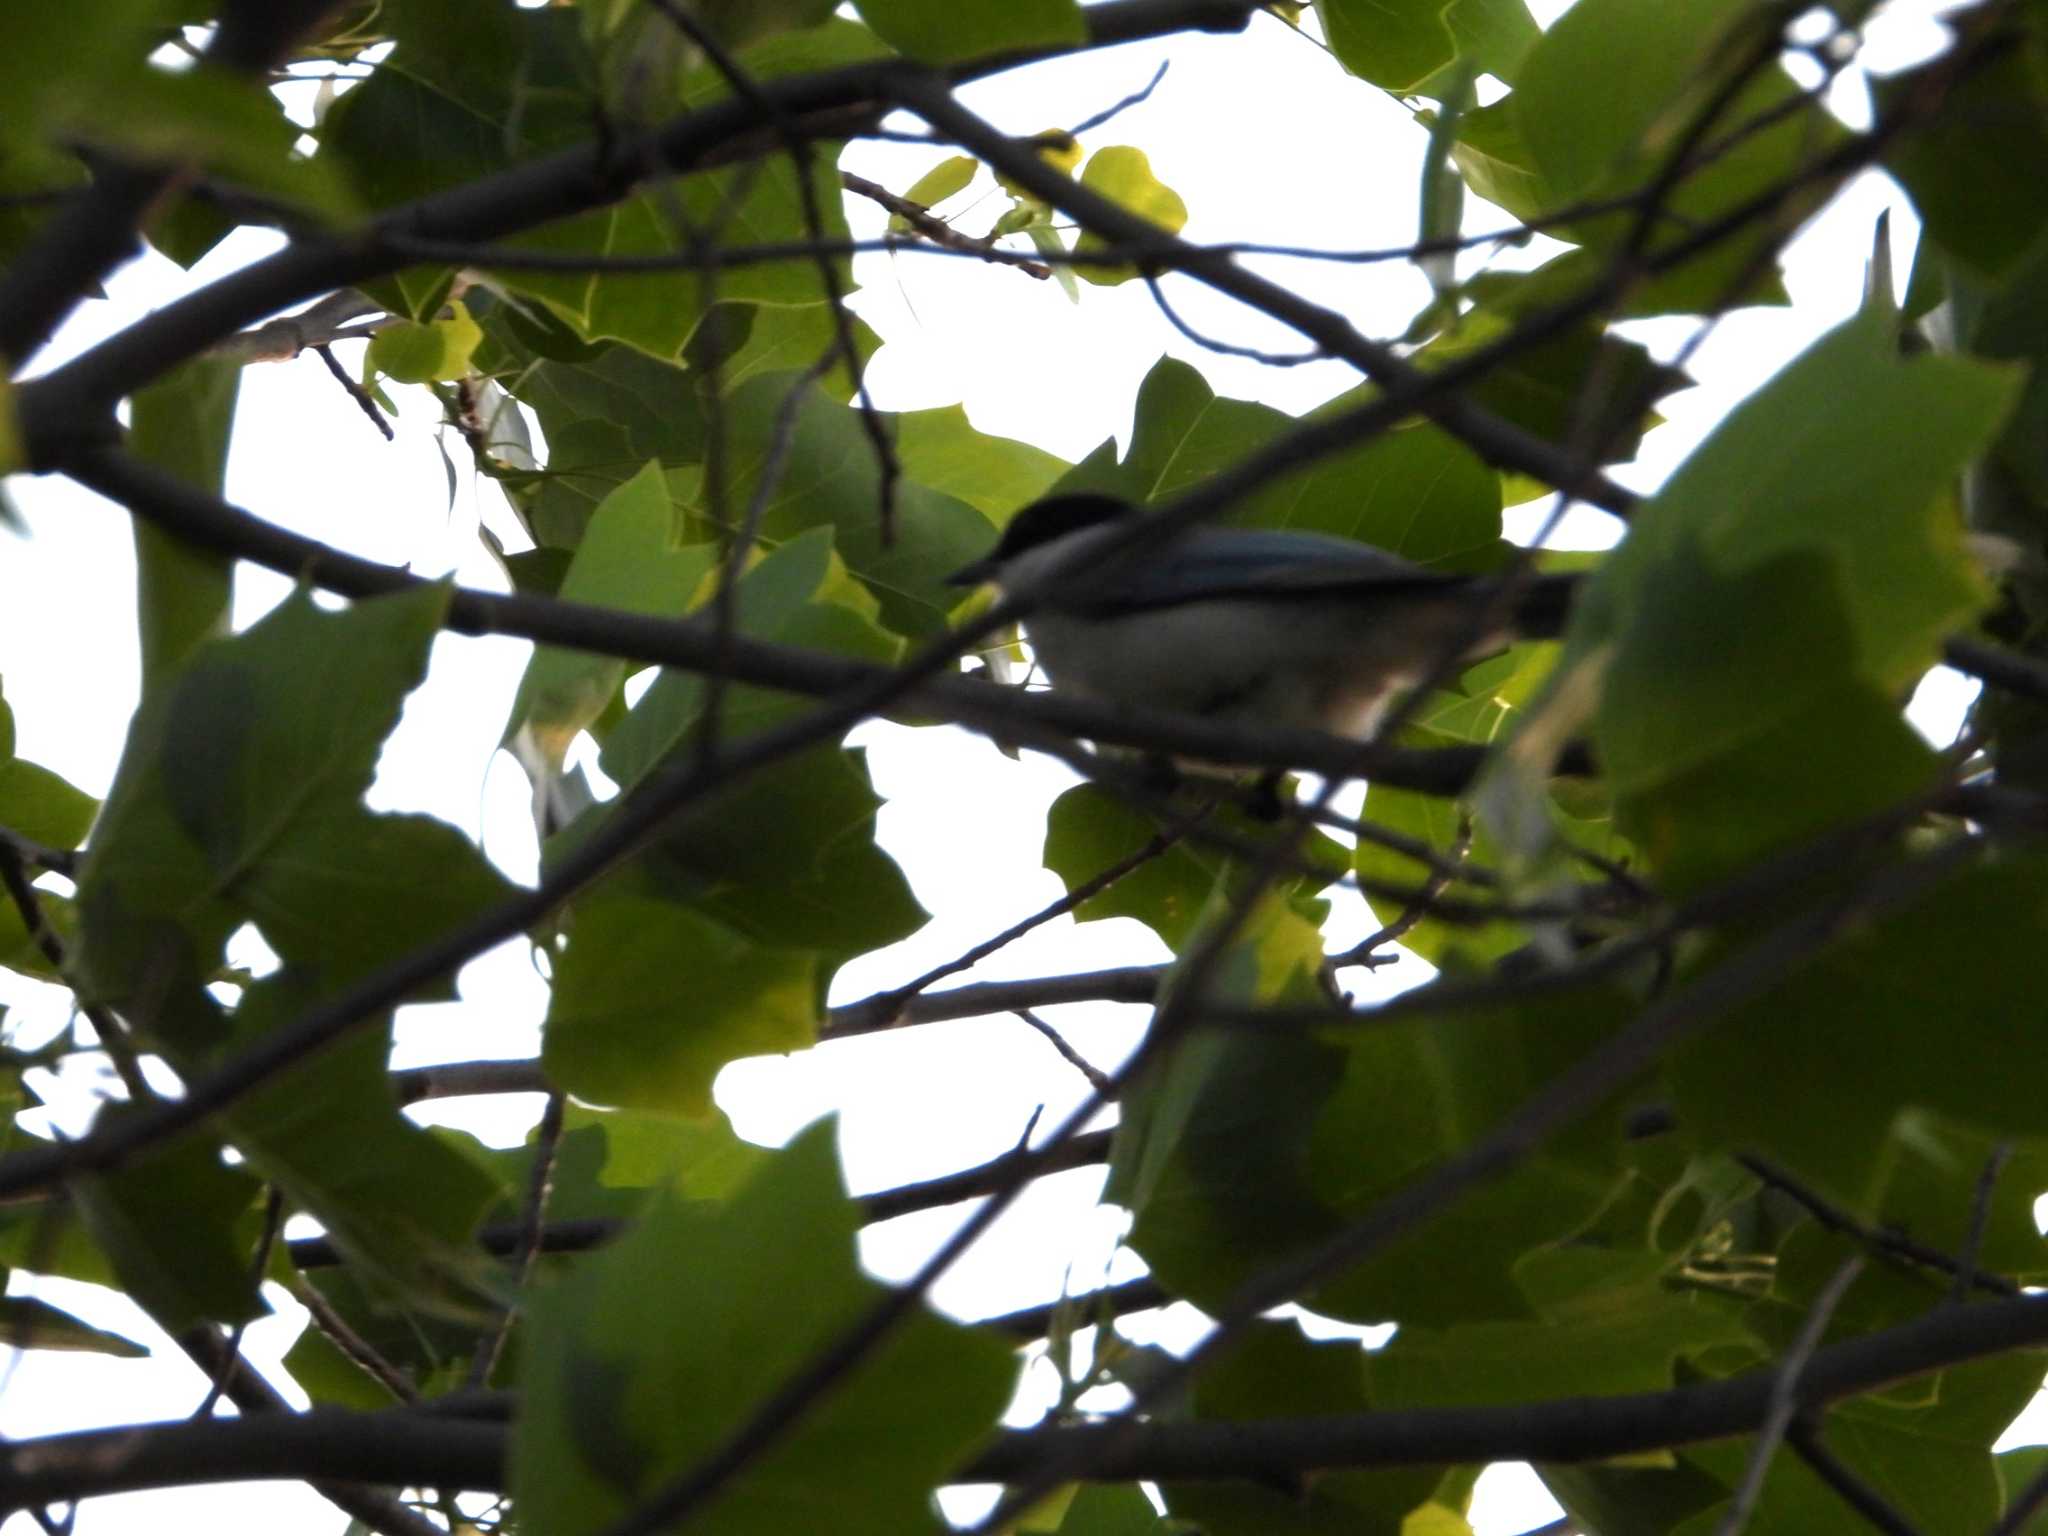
left=4, top=1, right=2048, bottom=1533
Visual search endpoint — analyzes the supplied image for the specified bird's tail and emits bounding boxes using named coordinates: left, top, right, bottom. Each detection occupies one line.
left=1509, top=570, right=1582, bottom=640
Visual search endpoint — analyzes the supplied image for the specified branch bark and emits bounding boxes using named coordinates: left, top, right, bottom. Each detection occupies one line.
left=11, top=1287, right=2048, bottom=1509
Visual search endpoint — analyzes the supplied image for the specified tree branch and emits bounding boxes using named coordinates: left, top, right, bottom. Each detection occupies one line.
left=285, top=1129, right=1119, bottom=1270
left=840, top=170, right=1053, bottom=279
left=0, top=0, right=345, bottom=366
left=11, top=0, right=1261, bottom=449
left=15, top=1286, right=2048, bottom=1509
left=56, top=446, right=1543, bottom=796
left=389, top=965, right=1169, bottom=1107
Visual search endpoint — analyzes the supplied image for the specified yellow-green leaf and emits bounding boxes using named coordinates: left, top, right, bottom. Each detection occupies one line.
left=1073, top=146, right=1188, bottom=285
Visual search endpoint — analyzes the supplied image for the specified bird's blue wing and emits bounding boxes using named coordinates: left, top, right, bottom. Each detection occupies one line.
left=1081, top=526, right=1459, bottom=612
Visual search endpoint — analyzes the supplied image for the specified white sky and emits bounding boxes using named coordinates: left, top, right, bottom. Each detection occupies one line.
left=0, top=3, right=2006, bottom=1533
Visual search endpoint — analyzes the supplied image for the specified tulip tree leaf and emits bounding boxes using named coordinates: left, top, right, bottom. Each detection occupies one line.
left=852, top=0, right=1085, bottom=63
left=1073, top=147, right=1189, bottom=285
left=1161, top=1321, right=1443, bottom=1534
left=515, top=1120, right=1015, bottom=1535
left=129, top=356, right=239, bottom=687
left=505, top=461, right=717, bottom=767
left=544, top=895, right=819, bottom=1118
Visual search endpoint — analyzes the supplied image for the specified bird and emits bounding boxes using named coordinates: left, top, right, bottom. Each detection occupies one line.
left=946, top=491, right=1578, bottom=756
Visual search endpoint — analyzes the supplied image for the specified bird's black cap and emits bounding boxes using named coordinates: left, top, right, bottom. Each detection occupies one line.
left=946, top=492, right=1137, bottom=585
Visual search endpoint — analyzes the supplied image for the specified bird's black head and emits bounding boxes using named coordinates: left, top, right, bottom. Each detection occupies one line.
left=946, top=492, right=1137, bottom=586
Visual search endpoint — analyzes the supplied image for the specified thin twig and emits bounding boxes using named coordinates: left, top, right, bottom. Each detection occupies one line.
left=1143, top=272, right=1325, bottom=365
left=0, top=840, right=153, bottom=1100
left=1785, top=1419, right=1927, bottom=1536
left=468, top=1091, right=566, bottom=1390
left=170, top=1322, right=438, bottom=1536
left=693, top=350, right=835, bottom=766
left=855, top=801, right=1207, bottom=1025
left=1325, top=819, right=1473, bottom=973
left=312, top=344, right=395, bottom=441
left=1738, top=1153, right=2020, bottom=1299
left=1014, top=1010, right=1112, bottom=1094
left=294, top=1276, right=422, bottom=1407
left=193, top=1187, right=284, bottom=1420
left=1950, top=1142, right=2010, bottom=1304
left=1715, top=1256, right=1864, bottom=1536
left=840, top=171, right=1053, bottom=278
left=1068, top=59, right=1172, bottom=136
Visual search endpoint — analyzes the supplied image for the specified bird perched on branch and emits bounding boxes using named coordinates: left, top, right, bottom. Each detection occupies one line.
left=947, top=491, right=1578, bottom=755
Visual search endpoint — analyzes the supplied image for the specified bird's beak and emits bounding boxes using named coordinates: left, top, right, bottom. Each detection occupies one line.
left=946, top=554, right=998, bottom=587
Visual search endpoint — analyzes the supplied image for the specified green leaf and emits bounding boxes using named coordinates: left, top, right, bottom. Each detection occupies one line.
left=1881, top=36, right=2048, bottom=280
left=514, top=1120, right=1016, bottom=1535
left=0, top=759, right=96, bottom=851
left=1073, top=147, right=1189, bottom=285
left=679, top=0, right=841, bottom=52
left=1440, top=0, right=1540, bottom=86
left=0, top=1294, right=147, bottom=1357
left=676, top=16, right=894, bottom=105
left=892, top=155, right=977, bottom=229
left=0, top=1183, right=124, bottom=1290
left=555, top=1100, right=769, bottom=1207
left=1161, top=1321, right=1441, bottom=1535
left=68, top=585, right=507, bottom=1312
left=1042, top=1486, right=1171, bottom=1536
left=1565, top=308, right=2017, bottom=884
left=0, top=884, right=75, bottom=983
left=1059, top=359, right=1503, bottom=566
left=506, top=153, right=850, bottom=357
left=66, top=63, right=350, bottom=220
left=1043, top=783, right=1345, bottom=952
left=1596, top=551, right=1941, bottom=891
left=505, top=461, right=717, bottom=766
left=1504, top=0, right=1839, bottom=310
left=892, top=405, right=1067, bottom=519
left=852, top=0, right=1085, bottom=63
left=1298, top=985, right=1633, bottom=1324
left=591, top=733, right=925, bottom=984
left=544, top=895, right=819, bottom=1118
left=284, top=1260, right=485, bottom=1406
left=598, top=530, right=901, bottom=786
left=1572, top=307, right=2007, bottom=692
left=1676, top=1349, right=2046, bottom=1535
left=0, top=0, right=165, bottom=143
left=365, top=300, right=484, bottom=384
left=1540, top=1461, right=1732, bottom=1536
left=129, top=356, right=240, bottom=687
left=2000, top=1448, right=2048, bottom=1535
left=1313, top=0, right=1460, bottom=94
left=72, top=1121, right=265, bottom=1333
left=1867, top=1117, right=2048, bottom=1283
left=232, top=810, right=518, bottom=994
left=1513, top=0, right=1755, bottom=202
left=1365, top=1286, right=1754, bottom=1405
left=1674, top=851, right=2048, bottom=1204
left=316, top=3, right=593, bottom=209
left=128, top=348, right=242, bottom=493
left=226, top=978, right=506, bottom=1313
left=1419, top=300, right=1687, bottom=453
left=75, top=585, right=453, bottom=1042
left=677, top=374, right=1000, bottom=639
